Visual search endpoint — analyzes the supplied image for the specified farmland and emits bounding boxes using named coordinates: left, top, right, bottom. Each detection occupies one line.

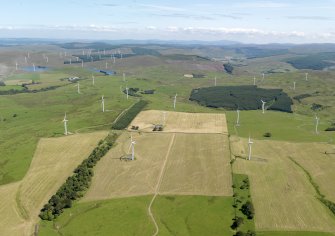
left=0, top=131, right=107, bottom=236
left=1, top=41, right=335, bottom=235
left=231, top=136, right=335, bottom=232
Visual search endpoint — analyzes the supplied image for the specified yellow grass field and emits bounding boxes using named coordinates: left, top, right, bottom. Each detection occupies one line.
left=83, top=132, right=174, bottom=201
left=83, top=132, right=232, bottom=201
left=0, top=131, right=107, bottom=236
left=129, top=110, right=228, bottom=134
left=159, top=133, right=232, bottom=196
left=231, top=136, right=335, bottom=233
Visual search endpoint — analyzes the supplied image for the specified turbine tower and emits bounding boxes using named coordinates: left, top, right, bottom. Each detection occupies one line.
left=236, top=109, right=240, bottom=126
left=15, top=62, right=18, bottom=71
left=126, top=86, right=129, bottom=100
left=293, top=81, right=296, bottom=90
left=253, top=76, right=256, bottom=85
left=105, top=62, right=108, bottom=69
left=305, top=72, right=308, bottom=81
left=262, top=73, right=265, bottom=81
left=173, top=94, right=177, bottom=110
left=81, top=60, right=84, bottom=68
left=77, top=82, right=80, bottom=94
left=92, top=74, right=95, bottom=85
left=248, top=136, right=253, bottom=160
left=131, top=141, right=136, bottom=161
left=63, top=113, right=68, bottom=135
left=315, top=115, right=320, bottom=134
left=261, top=100, right=266, bottom=114
left=101, top=96, right=105, bottom=112
left=162, top=111, right=167, bottom=125
left=123, top=72, right=126, bottom=82
left=214, top=76, right=217, bottom=86
left=32, top=63, right=36, bottom=72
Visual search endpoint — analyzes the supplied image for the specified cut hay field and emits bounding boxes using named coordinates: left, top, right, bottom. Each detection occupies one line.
left=129, top=110, right=228, bottom=134
left=0, top=131, right=107, bottom=236
left=39, top=195, right=234, bottom=236
left=159, top=133, right=232, bottom=196
left=230, top=136, right=335, bottom=233
left=84, top=110, right=232, bottom=201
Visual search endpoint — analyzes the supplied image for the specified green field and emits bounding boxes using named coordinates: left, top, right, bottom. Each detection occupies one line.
left=38, top=195, right=235, bottom=236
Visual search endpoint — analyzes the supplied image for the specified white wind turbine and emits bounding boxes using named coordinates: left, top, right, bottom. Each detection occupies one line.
left=253, top=76, right=256, bottom=85
left=81, top=60, right=84, bottom=68
left=236, top=109, right=240, bottom=126
left=315, top=115, right=320, bottom=134
left=305, top=73, right=308, bottom=81
left=32, top=63, right=36, bottom=72
left=123, top=72, right=126, bottom=82
left=45, top=56, right=48, bottom=63
left=92, top=74, right=95, bottom=85
left=126, top=86, right=129, bottom=100
left=63, top=113, right=68, bottom=135
left=262, top=73, right=265, bottom=81
left=101, top=96, right=105, bottom=112
left=173, top=94, right=177, bottom=110
left=214, top=76, right=217, bottom=86
left=69, top=58, right=72, bottom=65
left=293, top=81, right=296, bottom=90
left=248, top=136, right=253, bottom=160
left=162, top=111, right=167, bottom=125
left=15, top=62, right=18, bottom=71
left=261, top=100, right=266, bottom=114
left=131, top=141, right=136, bottom=160
left=105, top=62, right=108, bottom=69
left=76, top=82, right=80, bottom=94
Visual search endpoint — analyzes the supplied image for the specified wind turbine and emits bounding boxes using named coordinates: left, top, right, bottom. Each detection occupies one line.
left=81, top=60, right=84, bottom=68
left=76, top=82, right=80, bottom=94
left=101, top=96, right=105, bottom=112
left=305, top=73, right=308, bottom=81
left=92, top=74, right=95, bottom=85
left=162, top=111, right=167, bottom=125
left=123, top=72, right=126, bottom=82
left=253, top=76, right=256, bottom=85
left=45, top=56, right=48, bottom=63
left=236, top=109, right=240, bottom=126
left=248, top=136, right=253, bottom=160
left=69, top=58, right=72, bottom=65
left=293, top=81, right=296, bottom=91
left=32, top=63, right=36, bottom=72
left=261, top=100, right=266, bottom=114
left=214, top=76, right=217, bottom=86
left=173, top=94, right=177, bottom=110
left=15, top=62, right=18, bottom=71
left=126, top=86, right=129, bottom=100
left=63, top=113, right=68, bottom=135
left=262, top=73, right=265, bottom=81
left=315, top=115, right=320, bottom=134
left=105, top=62, right=108, bottom=69
left=131, top=140, right=136, bottom=161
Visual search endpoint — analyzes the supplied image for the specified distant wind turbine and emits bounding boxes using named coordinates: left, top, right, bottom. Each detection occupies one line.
left=173, top=94, right=177, bottom=109
left=248, top=136, right=253, bottom=160
left=236, top=109, right=240, bottom=126
left=315, top=115, right=320, bottom=134
left=63, top=113, right=68, bottom=135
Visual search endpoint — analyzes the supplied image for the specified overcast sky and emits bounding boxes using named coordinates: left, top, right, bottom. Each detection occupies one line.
left=1, top=0, right=335, bottom=43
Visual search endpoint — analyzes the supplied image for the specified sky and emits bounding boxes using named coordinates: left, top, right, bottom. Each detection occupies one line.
left=1, top=0, right=335, bottom=44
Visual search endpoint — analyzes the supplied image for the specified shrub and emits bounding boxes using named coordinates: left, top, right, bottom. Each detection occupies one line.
left=231, top=217, right=244, bottom=229
left=263, top=132, right=271, bottom=137
left=241, top=201, right=255, bottom=219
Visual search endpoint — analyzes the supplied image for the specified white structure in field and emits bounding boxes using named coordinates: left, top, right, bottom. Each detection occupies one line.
left=248, top=136, right=253, bottom=160
left=214, top=76, right=217, bottom=86
left=236, top=109, right=240, bottom=126
left=261, top=100, right=266, bottom=114
left=315, top=115, right=320, bottom=134
left=293, top=81, right=296, bottom=90
left=126, top=86, right=129, bottom=100
left=92, top=74, right=95, bottom=85
left=131, top=141, right=136, bottom=160
left=15, top=62, right=18, bottom=71
left=123, top=72, right=126, bottom=82
left=76, top=82, right=80, bottom=94
left=101, top=96, right=105, bottom=112
left=253, top=76, right=256, bottom=85
left=81, top=60, right=84, bottom=68
left=262, top=73, right=265, bottom=81
left=173, top=94, right=177, bottom=109
left=305, top=73, right=308, bottom=81
left=63, top=113, right=68, bottom=135
left=32, top=63, right=36, bottom=72
left=162, top=111, right=167, bottom=125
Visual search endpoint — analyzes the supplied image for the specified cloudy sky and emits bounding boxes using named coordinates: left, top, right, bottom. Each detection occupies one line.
left=1, top=0, right=335, bottom=43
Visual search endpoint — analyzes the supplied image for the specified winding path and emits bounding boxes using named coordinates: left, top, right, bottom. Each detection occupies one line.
left=148, top=133, right=175, bottom=236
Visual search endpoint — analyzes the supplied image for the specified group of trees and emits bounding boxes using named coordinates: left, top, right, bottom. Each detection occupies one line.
left=189, top=85, right=293, bottom=113
left=39, top=133, right=118, bottom=220
left=112, top=100, right=148, bottom=130
left=223, top=63, right=234, bottom=74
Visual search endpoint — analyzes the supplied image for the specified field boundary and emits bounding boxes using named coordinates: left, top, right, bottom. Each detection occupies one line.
left=288, top=156, right=335, bottom=217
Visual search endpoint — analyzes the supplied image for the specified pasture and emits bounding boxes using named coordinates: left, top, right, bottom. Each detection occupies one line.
left=129, top=110, right=228, bottom=134
left=231, top=136, right=335, bottom=232
left=39, top=195, right=234, bottom=236
left=0, top=131, right=107, bottom=236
